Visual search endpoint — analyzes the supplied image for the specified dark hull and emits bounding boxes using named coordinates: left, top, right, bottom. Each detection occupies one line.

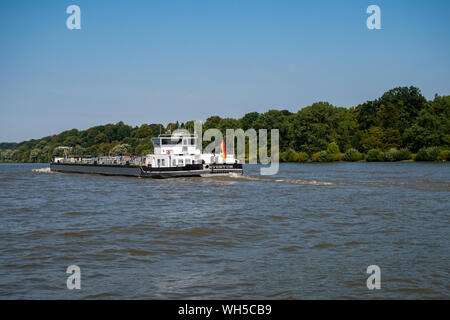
left=50, top=162, right=242, bottom=178
left=208, top=163, right=244, bottom=175
left=50, top=163, right=142, bottom=177
left=141, top=164, right=209, bottom=178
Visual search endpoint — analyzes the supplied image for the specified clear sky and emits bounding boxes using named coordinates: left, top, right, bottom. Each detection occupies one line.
left=1, top=0, right=449, bottom=142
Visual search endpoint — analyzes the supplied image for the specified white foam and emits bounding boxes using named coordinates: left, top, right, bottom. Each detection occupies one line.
left=228, top=174, right=337, bottom=186
left=32, top=167, right=52, bottom=173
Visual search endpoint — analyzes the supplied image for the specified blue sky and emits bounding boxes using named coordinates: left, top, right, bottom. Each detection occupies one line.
left=1, top=0, right=449, bottom=142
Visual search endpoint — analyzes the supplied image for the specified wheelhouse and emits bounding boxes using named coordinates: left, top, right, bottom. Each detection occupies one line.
left=146, top=130, right=203, bottom=168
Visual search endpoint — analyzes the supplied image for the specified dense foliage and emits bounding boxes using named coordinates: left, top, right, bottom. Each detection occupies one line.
left=1, top=86, right=449, bottom=163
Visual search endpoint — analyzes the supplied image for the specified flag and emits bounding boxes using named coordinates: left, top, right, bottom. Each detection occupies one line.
left=221, top=139, right=226, bottom=161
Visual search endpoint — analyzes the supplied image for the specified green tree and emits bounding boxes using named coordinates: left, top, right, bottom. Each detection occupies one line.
left=344, top=148, right=363, bottom=161
left=366, top=149, right=385, bottom=162
left=135, top=124, right=153, bottom=138
left=2, top=149, right=18, bottom=161
left=404, top=95, right=450, bottom=152
left=94, top=133, right=108, bottom=144
left=240, top=112, right=260, bottom=130
left=317, top=151, right=329, bottom=162
left=376, top=103, right=400, bottom=128
left=1, top=87, right=448, bottom=164
left=72, top=145, right=87, bottom=156
left=385, top=148, right=411, bottom=161
left=110, top=144, right=132, bottom=156
left=135, top=141, right=154, bottom=156
left=360, top=127, right=384, bottom=152
left=327, top=142, right=340, bottom=154
left=29, top=148, right=41, bottom=162
left=416, top=147, right=442, bottom=161
left=203, top=116, right=222, bottom=130
left=291, top=102, right=348, bottom=154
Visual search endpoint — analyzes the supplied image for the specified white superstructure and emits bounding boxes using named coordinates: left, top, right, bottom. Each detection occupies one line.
left=145, top=130, right=237, bottom=168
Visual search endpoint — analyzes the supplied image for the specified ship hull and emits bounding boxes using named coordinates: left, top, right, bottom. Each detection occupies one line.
left=50, top=162, right=243, bottom=178
left=50, top=163, right=143, bottom=177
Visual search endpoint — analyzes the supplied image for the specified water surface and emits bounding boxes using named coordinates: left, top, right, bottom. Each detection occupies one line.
left=0, top=162, right=448, bottom=299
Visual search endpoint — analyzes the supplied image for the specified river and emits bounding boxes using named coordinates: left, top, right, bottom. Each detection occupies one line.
left=0, top=162, right=448, bottom=299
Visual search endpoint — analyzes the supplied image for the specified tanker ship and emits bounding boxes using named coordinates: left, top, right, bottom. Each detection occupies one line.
left=50, top=130, right=243, bottom=178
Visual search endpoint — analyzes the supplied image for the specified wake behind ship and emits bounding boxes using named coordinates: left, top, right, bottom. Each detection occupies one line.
left=50, top=130, right=243, bottom=178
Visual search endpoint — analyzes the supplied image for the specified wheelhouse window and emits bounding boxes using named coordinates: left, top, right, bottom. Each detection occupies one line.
left=157, top=159, right=161, bottom=167
left=161, top=138, right=182, bottom=145
left=161, top=159, right=166, bottom=167
left=151, top=138, right=161, bottom=147
left=186, top=159, right=192, bottom=164
left=172, top=159, right=176, bottom=167
left=178, top=159, right=184, bottom=166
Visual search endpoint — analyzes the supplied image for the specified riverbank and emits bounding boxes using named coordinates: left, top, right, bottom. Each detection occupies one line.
left=0, top=87, right=448, bottom=165
left=280, top=145, right=449, bottom=163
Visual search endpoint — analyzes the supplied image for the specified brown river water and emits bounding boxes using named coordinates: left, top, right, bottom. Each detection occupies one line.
left=0, top=162, right=449, bottom=299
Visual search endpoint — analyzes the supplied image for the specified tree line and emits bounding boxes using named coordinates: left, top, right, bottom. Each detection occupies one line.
left=0, top=86, right=448, bottom=163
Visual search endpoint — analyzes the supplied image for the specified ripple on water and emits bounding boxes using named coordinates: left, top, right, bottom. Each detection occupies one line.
left=344, top=241, right=369, bottom=246
left=164, top=226, right=220, bottom=237
left=64, top=211, right=93, bottom=216
left=279, top=246, right=303, bottom=252
left=101, top=248, right=153, bottom=256
left=267, top=215, right=288, bottom=220
left=1, top=162, right=449, bottom=299
left=58, top=230, right=102, bottom=238
left=85, top=292, right=120, bottom=299
left=312, top=243, right=336, bottom=249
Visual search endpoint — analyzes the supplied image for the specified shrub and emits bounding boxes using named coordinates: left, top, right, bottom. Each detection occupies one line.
left=397, top=148, right=411, bottom=161
left=311, top=152, right=320, bottom=162
left=317, top=151, right=329, bottom=162
left=366, top=149, right=384, bottom=162
left=281, top=148, right=295, bottom=162
left=437, top=150, right=450, bottom=161
left=328, top=153, right=345, bottom=162
left=384, top=148, right=397, bottom=161
left=281, top=149, right=309, bottom=163
left=287, top=150, right=298, bottom=162
left=344, top=148, right=363, bottom=161
left=416, top=147, right=442, bottom=161
left=385, top=148, right=411, bottom=161
left=296, top=152, right=309, bottom=162
left=327, top=142, right=340, bottom=155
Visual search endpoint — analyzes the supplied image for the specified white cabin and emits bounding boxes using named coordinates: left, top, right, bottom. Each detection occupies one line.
left=144, top=130, right=236, bottom=168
